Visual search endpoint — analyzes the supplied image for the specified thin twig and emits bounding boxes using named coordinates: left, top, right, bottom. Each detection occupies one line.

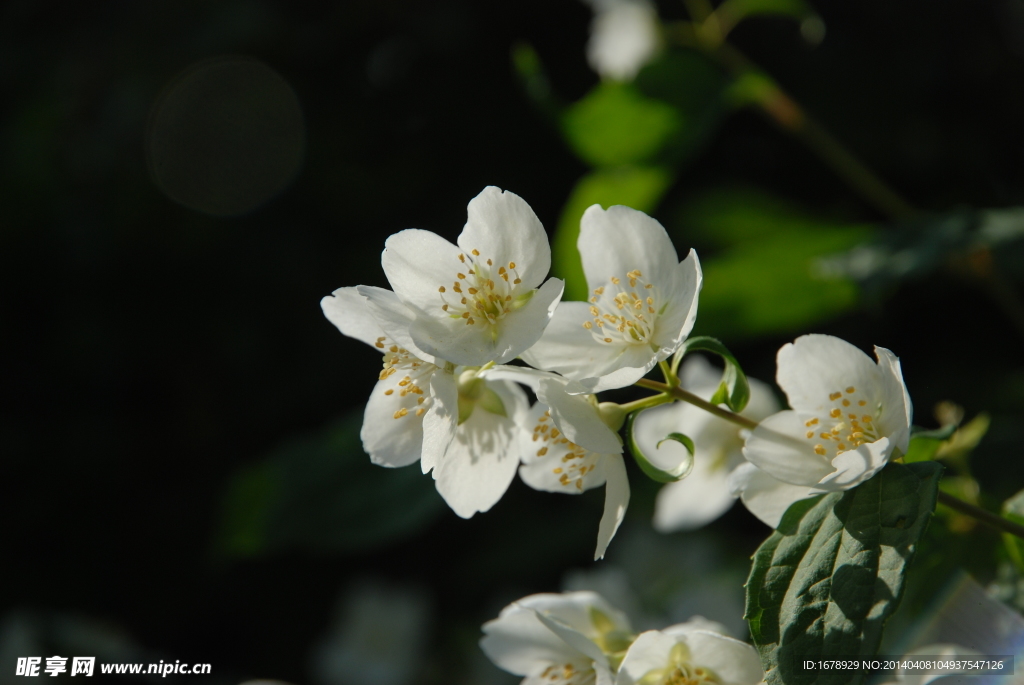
left=635, top=378, right=759, bottom=430
left=937, top=490, right=1024, bottom=540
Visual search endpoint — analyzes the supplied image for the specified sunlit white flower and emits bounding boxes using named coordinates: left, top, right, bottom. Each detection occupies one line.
left=582, top=0, right=660, bottom=81
left=631, top=356, right=789, bottom=532
left=321, top=286, right=454, bottom=469
left=380, top=186, right=563, bottom=367
left=742, top=334, right=913, bottom=493
left=481, top=365, right=633, bottom=560
left=522, top=205, right=701, bottom=393
left=322, top=287, right=528, bottom=519
left=615, top=625, right=763, bottom=685
left=480, top=591, right=634, bottom=685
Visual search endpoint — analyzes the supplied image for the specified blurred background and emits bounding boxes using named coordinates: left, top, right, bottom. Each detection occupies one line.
left=4, top=0, right=1024, bottom=682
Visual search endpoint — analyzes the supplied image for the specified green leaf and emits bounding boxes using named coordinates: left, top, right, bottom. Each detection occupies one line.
left=676, top=187, right=873, bottom=339
left=626, top=412, right=695, bottom=483
left=910, top=423, right=959, bottom=441
left=562, top=82, right=683, bottom=168
left=745, top=461, right=943, bottom=685
left=552, top=167, right=674, bottom=301
left=902, top=435, right=944, bottom=463
left=216, top=412, right=444, bottom=557
left=674, top=335, right=750, bottom=412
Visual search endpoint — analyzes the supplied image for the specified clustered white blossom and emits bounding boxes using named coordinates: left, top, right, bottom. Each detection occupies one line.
left=480, top=590, right=764, bottom=685
left=321, top=185, right=914, bottom=558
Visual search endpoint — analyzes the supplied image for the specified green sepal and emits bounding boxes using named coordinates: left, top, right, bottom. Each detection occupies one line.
left=626, top=412, right=694, bottom=483
left=745, top=461, right=943, bottom=685
left=672, top=335, right=751, bottom=412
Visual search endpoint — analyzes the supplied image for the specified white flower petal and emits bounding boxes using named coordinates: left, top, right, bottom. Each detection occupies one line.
left=480, top=606, right=589, bottom=677
left=320, top=287, right=389, bottom=348
left=578, top=204, right=679, bottom=291
left=537, top=380, right=621, bottom=454
left=381, top=228, right=465, bottom=314
left=360, top=376, right=426, bottom=468
left=677, top=630, right=764, bottom=685
left=356, top=285, right=438, bottom=363
left=742, top=410, right=835, bottom=487
left=519, top=404, right=610, bottom=494
left=817, top=437, right=891, bottom=491
left=729, top=462, right=817, bottom=529
left=616, top=630, right=679, bottom=685
left=459, top=186, right=550, bottom=291
left=874, top=345, right=913, bottom=453
left=514, top=591, right=633, bottom=637
left=478, top=365, right=590, bottom=396
left=485, top=276, right=564, bottom=365
left=432, top=380, right=525, bottom=518
left=586, top=0, right=659, bottom=81
left=420, top=369, right=457, bottom=475
left=595, top=455, right=630, bottom=560
left=653, top=461, right=736, bottom=533
left=776, top=334, right=883, bottom=412
left=650, top=252, right=702, bottom=354
left=534, top=612, right=609, bottom=667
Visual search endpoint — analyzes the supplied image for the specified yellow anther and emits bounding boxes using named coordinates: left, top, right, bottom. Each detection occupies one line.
left=645, top=283, right=653, bottom=289
left=486, top=258, right=492, bottom=265
left=820, top=433, right=832, bottom=440
left=472, top=249, right=480, bottom=256
left=830, top=392, right=842, bottom=401
left=846, top=386, right=856, bottom=393
left=550, top=429, right=560, bottom=438
left=806, top=431, right=815, bottom=438
left=466, top=317, right=475, bottom=325
left=375, top=341, right=385, bottom=348
left=468, top=287, right=478, bottom=294
left=859, top=400, right=867, bottom=406
left=814, top=444, right=826, bottom=455
left=583, top=322, right=593, bottom=329
left=509, top=261, right=516, bottom=268
left=862, top=415, right=872, bottom=422
left=848, top=413, right=857, bottom=419
left=838, top=443, right=847, bottom=451
left=442, top=304, right=449, bottom=311
left=438, top=286, right=445, bottom=293
left=610, top=276, right=620, bottom=284
left=458, top=253, right=466, bottom=262
left=553, top=467, right=562, bottom=473
left=384, top=389, right=393, bottom=395
left=603, top=337, right=613, bottom=343
left=389, top=345, right=398, bottom=352
left=842, top=399, right=850, bottom=406
left=590, top=306, right=599, bottom=316
left=513, top=278, right=521, bottom=284
left=537, top=447, right=548, bottom=456
left=415, top=407, right=425, bottom=416
left=830, top=408, right=842, bottom=418
left=393, top=408, right=408, bottom=419
left=461, top=312, right=469, bottom=318
left=806, top=418, right=819, bottom=426
left=457, top=272, right=466, bottom=280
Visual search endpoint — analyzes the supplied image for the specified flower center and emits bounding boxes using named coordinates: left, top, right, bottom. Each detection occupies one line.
left=638, top=645, right=721, bottom=685
left=531, top=410, right=600, bottom=491
left=802, top=385, right=882, bottom=459
left=437, top=249, right=527, bottom=331
left=581, top=270, right=661, bottom=346
left=539, top=663, right=596, bottom=685
left=376, top=337, right=434, bottom=420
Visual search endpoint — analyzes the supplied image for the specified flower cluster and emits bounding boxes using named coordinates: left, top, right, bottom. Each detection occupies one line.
left=480, top=590, right=764, bottom=685
left=321, top=185, right=914, bottom=557
left=323, top=186, right=701, bottom=558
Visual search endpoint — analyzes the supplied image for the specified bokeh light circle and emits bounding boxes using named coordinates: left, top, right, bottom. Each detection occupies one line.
left=147, top=56, right=305, bottom=216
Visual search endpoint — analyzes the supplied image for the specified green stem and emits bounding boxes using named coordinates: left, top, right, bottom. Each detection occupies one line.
left=936, top=490, right=1024, bottom=541
left=618, top=393, right=673, bottom=415
left=635, top=378, right=759, bottom=430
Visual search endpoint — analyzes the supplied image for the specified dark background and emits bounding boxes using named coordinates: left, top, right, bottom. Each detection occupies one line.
left=3, top=0, right=1024, bottom=682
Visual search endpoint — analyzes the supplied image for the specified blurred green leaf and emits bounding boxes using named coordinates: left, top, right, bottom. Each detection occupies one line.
left=553, top=166, right=674, bottom=301
left=1002, top=490, right=1024, bottom=572
left=217, top=412, right=444, bottom=557
left=676, top=187, right=873, bottom=339
left=511, top=41, right=560, bottom=121
left=562, top=82, right=682, bottom=168
left=903, top=435, right=944, bottom=463
left=718, top=0, right=817, bottom=22
left=746, top=462, right=942, bottom=685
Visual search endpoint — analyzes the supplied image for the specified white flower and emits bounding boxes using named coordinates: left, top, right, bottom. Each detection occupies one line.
left=480, top=591, right=634, bottom=685
left=742, top=334, right=913, bottom=493
left=615, top=626, right=763, bottom=685
left=582, top=0, right=660, bottom=81
left=522, top=205, right=701, bottom=393
left=321, top=287, right=529, bottom=519
left=380, top=186, right=563, bottom=367
left=631, top=356, right=787, bottom=532
left=321, top=286, right=455, bottom=470
left=480, top=366, right=632, bottom=560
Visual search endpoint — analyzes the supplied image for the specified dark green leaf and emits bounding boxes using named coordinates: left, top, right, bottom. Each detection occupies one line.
left=216, top=412, right=444, bottom=557
left=745, top=461, right=943, bottom=685
left=911, top=423, right=959, bottom=441
left=552, top=167, right=674, bottom=301
left=626, top=412, right=694, bottom=483
left=675, top=335, right=750, bottom=412
left=676, top=187, right=873, bottom=339
left=902, top=435, right=945, bottom=463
